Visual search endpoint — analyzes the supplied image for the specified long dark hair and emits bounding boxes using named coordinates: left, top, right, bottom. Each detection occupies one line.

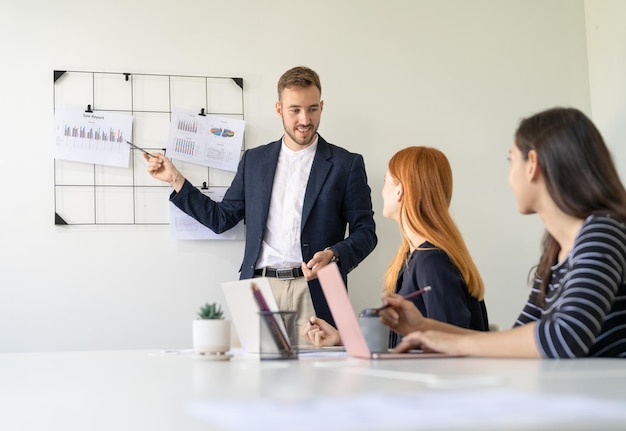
left=515, top=107, right=626, bottom=302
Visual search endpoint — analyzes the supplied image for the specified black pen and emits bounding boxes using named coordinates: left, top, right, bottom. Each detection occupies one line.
left=373, top=285, right=432, bottom=313
left=126, top=141, right=154, bottom=158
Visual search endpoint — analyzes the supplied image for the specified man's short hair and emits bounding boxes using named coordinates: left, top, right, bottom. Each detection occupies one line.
left=277, top=66, right=322, bottom=100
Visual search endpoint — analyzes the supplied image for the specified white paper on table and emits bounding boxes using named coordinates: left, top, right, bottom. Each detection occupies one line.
left=186, top=388, right=626, bottom=431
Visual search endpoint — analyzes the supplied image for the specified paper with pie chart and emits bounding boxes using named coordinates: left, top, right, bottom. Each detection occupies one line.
left=166, top=109, right=245, bottom=172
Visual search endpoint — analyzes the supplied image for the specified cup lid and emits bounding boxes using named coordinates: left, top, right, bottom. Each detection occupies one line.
left=359, top=308, right=379, bottom=317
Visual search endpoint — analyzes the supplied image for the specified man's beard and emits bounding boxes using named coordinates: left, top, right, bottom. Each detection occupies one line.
left=283, top=121, right=317, bottom=147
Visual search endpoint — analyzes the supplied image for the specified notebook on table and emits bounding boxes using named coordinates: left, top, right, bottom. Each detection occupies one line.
left=220, top=277, right=279, bottom=354
left=317, top=263, right=457, bottom=359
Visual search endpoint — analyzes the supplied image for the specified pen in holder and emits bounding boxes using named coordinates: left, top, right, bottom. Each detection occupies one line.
left=258, top=310, right=298, bottom=360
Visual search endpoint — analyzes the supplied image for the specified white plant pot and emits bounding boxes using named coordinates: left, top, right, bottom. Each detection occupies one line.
left=192, top=319, right=231, bottom=354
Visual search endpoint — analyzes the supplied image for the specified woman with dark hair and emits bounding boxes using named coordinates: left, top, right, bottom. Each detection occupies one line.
left=302, top=146, right=489, bottom=347
left=381, top=107, right=626, bottom=358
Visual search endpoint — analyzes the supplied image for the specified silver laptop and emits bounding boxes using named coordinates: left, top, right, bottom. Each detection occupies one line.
left=220, top=278, right=279, bottom=354
left=317, top=263, right=456, bottom=359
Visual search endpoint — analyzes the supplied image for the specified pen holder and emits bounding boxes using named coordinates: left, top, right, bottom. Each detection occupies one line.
left=359, top=308, right=390, bottom=353
left=259, top=311, right=299, bottom=360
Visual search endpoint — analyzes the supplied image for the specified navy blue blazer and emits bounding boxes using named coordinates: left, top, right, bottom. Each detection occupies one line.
left=170, top=135, right=377, bottom=325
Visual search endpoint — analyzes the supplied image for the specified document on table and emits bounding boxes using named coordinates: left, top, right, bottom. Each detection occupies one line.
left=186, top=389, right=626, bottom=431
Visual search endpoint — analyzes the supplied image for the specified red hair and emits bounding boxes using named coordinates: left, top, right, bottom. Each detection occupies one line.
left=384, top=146, right=484, bottom=300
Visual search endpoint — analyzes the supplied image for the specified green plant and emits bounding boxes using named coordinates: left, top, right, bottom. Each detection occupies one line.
left=197, top=302, right=225, bottom=320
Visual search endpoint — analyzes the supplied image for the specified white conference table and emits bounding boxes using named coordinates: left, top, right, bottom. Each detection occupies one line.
left=1, top=348, right=625, bottom=431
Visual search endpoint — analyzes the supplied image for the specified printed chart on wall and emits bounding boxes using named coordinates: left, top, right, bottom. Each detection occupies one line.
left=53, top=106, right=133, bottom=167
left=169, top=187, right=244, bottom=240
left=166, top=109, right=245, bottom=172
left=52, top=70, right=245, bottom=230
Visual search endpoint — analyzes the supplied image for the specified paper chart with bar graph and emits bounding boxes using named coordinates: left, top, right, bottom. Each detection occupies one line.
left=166, top=109, right=245, bottom=172
left=169, top=187, right=244, bottom=240
left=53, top=106, right=133, bottom=167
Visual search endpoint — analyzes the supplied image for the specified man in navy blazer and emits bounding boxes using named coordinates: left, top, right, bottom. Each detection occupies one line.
left=145, top=66, right=377, bottom=331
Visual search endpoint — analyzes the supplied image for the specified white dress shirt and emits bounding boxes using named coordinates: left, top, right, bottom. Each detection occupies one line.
left=256, top=138, right=317, bottom=269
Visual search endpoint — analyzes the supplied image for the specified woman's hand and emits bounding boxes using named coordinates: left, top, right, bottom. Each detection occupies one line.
left=378, top=292, right=426, bottom=336
left=300, top=316, right=342, bottom=347
left=393, top=330, right=466, bottom=354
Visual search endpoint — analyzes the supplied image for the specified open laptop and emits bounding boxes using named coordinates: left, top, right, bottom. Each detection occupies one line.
left=220, top=278, right=279, bottom=354
left=317, top=263, right=456, bottom=359
left=222, top=277, right=346, bottom=355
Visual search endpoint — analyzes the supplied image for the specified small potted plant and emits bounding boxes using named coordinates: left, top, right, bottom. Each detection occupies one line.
left=192, top=302, right=231, bottom=358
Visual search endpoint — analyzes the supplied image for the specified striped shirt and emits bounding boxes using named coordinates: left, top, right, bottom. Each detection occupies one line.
left=514, top=215, right=626, bottom=358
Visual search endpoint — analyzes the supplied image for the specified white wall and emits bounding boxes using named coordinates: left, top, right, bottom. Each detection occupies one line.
left=585, top=0, right=626, bottom=181
left=0, top=0, right=612, bottom=353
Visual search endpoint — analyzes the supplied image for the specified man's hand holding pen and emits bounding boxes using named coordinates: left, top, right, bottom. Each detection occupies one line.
left=144, top=152, right=184, bottom=192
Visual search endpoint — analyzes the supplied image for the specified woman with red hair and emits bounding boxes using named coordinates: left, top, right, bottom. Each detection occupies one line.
left=302, top=146, right=489, bottom=347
